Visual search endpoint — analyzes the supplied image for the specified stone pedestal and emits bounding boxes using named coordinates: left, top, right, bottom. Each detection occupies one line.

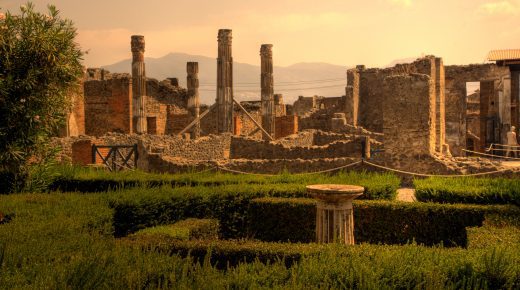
left=306, top=184, right=364, bottom=244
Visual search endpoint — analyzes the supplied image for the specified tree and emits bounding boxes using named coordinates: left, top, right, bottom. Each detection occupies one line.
left=0, top=3, right=83, bottom=192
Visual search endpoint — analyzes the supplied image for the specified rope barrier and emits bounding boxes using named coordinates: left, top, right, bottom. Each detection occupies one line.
left=189, top=166, right=217, bottom=175
left=215, top=160, right=363, bottom=176
left=362, top=160, right=520, bottom=178
left=488, top=143, right=520, bottom=148
left=462, top=149, right=520, bottom=160
left=484, top=148, right=520, bottom=152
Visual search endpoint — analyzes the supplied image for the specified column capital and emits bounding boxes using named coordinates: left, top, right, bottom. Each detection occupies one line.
left=131, top=35, right=145, bottom=53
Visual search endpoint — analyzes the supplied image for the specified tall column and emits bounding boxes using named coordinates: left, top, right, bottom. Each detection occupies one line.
left=260, top=44, right=275, bottom=139
left=131, top=35, right=147, bottom=134
left=434, top=58, right=446, bottom=154
left=187, top=62, right=200, bottom=139
left=216, top=29, right=234, bottom=134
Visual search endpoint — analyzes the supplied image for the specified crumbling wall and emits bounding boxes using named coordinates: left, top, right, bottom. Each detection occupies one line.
left=230, top=136, right=361, bottom=159
left=355, top=57, right=436, bottom=134
left=84, top=74, right=133, bottom=136
left=444, top=64, right=510, bottom=155
left=275, top=115, right=298, bottom=138
left=58, top=133, right=232, bottom=169
left=382, top=73, right=435, bottom=157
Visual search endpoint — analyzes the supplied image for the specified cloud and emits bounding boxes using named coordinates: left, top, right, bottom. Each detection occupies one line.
left=388, top=0, right=413, bottom=7
left=479, top=1, right=519, bottom=15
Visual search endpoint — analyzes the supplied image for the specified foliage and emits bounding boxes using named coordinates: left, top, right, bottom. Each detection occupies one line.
left=51, top=165, right=400, bottom=200
left=131, top=218, right=219, bottom=240
left=109, top=177, right=397, bottom=239
left=110, top=185, right=520, bottom=247
left=248, top=197, right=520, bottom=247
left=0, top=191, right=519, bottom=288
left=415, top=176, right=520, bottom=205
left=0, top=3, right=83, bottom=193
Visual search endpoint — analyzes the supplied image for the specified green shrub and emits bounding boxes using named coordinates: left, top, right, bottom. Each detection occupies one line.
left=415, top=176, right=520, bottom=205
left=52, top=166, right=399, bottom=199
left=1, top=191, right=519, bottom=289
left=131, top=218, right=219, bottom=240
left=123, top=236, right=520, bottom=289
left=112, top=184, right=520, bottom=247
left=248, top=198, right=520, bottom=247
left=110, top=178, right=398, bottom=238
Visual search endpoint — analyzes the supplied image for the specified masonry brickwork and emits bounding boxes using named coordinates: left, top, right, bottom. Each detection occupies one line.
left=84, top=73, right=133, bottom=136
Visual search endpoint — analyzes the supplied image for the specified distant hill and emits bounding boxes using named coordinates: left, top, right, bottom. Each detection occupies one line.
left=102, top=53, right=348, bottom=105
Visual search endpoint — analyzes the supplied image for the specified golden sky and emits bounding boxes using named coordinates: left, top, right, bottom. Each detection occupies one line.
left=2, top=0, right=519, bottom=68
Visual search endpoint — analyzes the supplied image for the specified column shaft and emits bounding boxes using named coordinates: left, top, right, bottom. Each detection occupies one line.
left=187, top=62, right=200, bottom=138
left=131, top=35, right=147, bottom=134
left=216, top=29, right=234, bottom=133
left=260, top=44, right=275, bottom=139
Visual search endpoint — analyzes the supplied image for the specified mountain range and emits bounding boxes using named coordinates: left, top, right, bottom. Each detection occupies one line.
left=102, top=53, right=348, bottom=105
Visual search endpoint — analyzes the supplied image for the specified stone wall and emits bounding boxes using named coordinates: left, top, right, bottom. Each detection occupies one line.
left=444, top=64, right=510, bottom=155
left=382, top=73, right=435, bottom=157
left=84, top=74, right=133, bottom=136
left=230, top=136, right=361, bottom=159
left=354, top=57, right=437, bottom=134
left=225, top=157, right=359, bottom=174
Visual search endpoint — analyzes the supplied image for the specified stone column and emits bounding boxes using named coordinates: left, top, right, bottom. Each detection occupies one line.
left=216, top=29, right=234, bottom=134
left=260, top=44, right=275, bottom=140
left=435, top=58, right=446, bottom=154
left=187, top=62, right=200, bottom=139
left=345, top=68, right=360, bottom=126
left=131, top=35, right=147, bottom=134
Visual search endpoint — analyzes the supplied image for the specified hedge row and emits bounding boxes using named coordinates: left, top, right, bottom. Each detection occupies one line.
left=131, top=218, right=219, bottom=241
left=415, top=177, right=520, bottom=205
left=248, top=198, right=520, bottom=247
left=123, top=236, right=520, bottom=289
left=111, top=186, right=520, bottom=247
left=110, top=184, right=308, bottom=238
left=51, top=166, right=399, bottom=199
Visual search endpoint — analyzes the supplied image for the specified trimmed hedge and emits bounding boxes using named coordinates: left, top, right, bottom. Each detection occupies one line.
left=131, top=218, right=219, bottom=240
left=415, top=177, right=520, bottom=205
left=51, top=166, right=399, bottom=200
left=111, top=186, right=520, bottom=247
left=110, top=179, right=397, bottom=238
left=248, top=198, right=520, bottom=247
left=123, top=236, right=520, bottom=289
left=110, top=184, right=306, bottom=238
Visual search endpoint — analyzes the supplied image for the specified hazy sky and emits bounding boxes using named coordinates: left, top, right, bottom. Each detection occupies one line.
left=1, top=0, right=519, bottom=68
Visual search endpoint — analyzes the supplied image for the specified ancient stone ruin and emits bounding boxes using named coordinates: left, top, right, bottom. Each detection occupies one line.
left=56, top=31, right=520, bottom=175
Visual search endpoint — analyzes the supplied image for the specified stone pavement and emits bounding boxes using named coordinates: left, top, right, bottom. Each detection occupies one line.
left=396, top=188, right=416, bottom=202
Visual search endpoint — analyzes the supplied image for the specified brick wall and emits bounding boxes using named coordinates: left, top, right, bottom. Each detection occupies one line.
left=275, top=115, right=298, bottom=138
left=84, top=75, right=133, bottom=136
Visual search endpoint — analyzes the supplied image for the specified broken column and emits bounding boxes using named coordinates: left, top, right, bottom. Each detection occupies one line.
left=216, top=29, right=234, bottom=134
left=383, top=74, right=436, bottom=157
left=131, top=35, right=147, bottom=134
left=187, top=62, right=200, bottom=139
left=260, top=44, right=275, bottom=139
left=307, top=184, right=364, bottom=244
left=345, top=67, right=360, bottom=126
